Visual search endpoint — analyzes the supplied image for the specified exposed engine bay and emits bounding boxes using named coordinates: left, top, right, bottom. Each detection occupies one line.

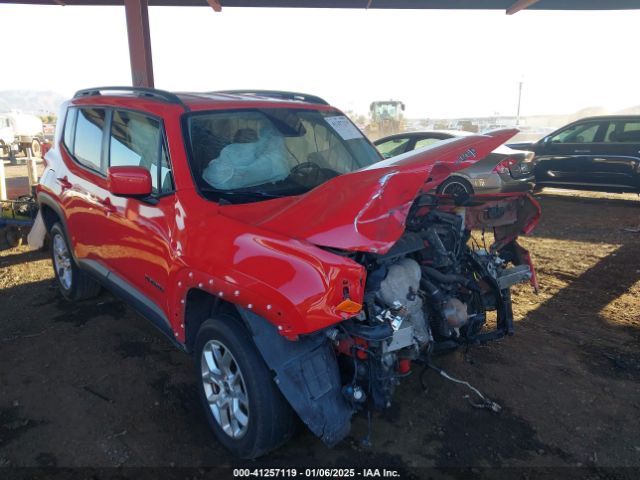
left=329, top=192, right=539, bottom=412
left=233, top=132, right=542, bottom=449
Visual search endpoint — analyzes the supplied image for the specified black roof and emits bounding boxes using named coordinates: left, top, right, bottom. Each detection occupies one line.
left=573, top=115, right=640, bottom=121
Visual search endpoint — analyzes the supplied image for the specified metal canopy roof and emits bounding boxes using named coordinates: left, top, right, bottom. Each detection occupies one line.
left=3, top=0, right=640, bottom=9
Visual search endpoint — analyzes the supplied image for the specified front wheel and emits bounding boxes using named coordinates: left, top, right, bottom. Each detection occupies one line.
left=195, top=315, right=296, bottom=459
left=50, top=222, right=101, bottom=301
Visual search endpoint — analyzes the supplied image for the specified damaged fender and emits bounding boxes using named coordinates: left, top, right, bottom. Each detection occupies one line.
left=238, top=307, right=352, bottom=446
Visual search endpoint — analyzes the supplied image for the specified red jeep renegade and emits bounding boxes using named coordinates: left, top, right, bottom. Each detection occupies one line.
left=38, top=87, right=539, bottom=458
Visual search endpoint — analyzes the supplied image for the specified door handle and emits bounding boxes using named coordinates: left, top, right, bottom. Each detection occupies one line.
left=574, top=149, right=591, bottom=153
left=56, top=176, right=72, bottom=190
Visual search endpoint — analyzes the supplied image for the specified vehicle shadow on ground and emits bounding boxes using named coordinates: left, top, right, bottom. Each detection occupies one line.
left=527, top=194, right=640, bottom=244
left=0, top=248, right=48, bottom=269
left=536, top=192, right=640, bottom=208
left=525, top=240, right=639, bottom=345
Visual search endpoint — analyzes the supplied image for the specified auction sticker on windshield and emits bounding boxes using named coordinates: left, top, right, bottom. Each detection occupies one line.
left=325, top=116, right=363, bottom=140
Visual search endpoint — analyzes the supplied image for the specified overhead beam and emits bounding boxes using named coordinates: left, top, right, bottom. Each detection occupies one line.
left=1, top=0, right=639, bottom=9
left=124, top=0, right=155, bottom=87
left=506, top=0, right=540, bottom=14
left=207, top=0, right=221, bottom=11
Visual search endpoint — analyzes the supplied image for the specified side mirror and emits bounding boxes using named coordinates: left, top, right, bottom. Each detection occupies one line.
left=107, top=166, right=152, bottom=197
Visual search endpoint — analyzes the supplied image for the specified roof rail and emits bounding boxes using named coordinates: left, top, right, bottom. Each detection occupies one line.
left=73, top=86, right=185, bottom=107
left=214, top=90, right=329, bottom=106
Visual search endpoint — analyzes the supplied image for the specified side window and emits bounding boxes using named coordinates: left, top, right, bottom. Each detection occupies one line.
left=63, top=108, right=77, bottom=153
left=549, top=122, right=600, bottom=144
left=603, top=121, right=640, bottom=143
left=619, top=121, right=640, bottom=143
left=623, top=122, right=640, bottom=132
left=74, top=108, right=107, bottom=171
left=376, top=137, right=410, bottom=158
left=110, top=110, right=174, bottom=195
left=414, top=137, right=442, bottom=149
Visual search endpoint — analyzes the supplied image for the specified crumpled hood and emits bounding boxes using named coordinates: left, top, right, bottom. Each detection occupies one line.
left=220, top=129, right=518, bottom=254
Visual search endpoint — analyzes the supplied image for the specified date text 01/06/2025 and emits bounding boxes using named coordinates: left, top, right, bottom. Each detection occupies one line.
left=232, top=468, right=401, bottom=478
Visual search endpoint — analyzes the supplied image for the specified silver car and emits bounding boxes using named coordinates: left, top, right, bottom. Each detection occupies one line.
left=374, top=130, right=536, bottom=195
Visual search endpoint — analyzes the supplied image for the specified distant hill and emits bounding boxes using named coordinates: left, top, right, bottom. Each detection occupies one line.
left=566, top=106, right=609, bottom=123
left=0, top=90, right=66, bottom=115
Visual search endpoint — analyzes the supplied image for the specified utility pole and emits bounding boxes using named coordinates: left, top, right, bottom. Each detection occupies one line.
left=516, top=79, right=523, bottom=126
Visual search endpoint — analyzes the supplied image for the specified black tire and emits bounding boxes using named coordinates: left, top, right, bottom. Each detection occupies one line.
left=532, top=183, right=544, bottom=194
left=50, top=222, right=101, bottom=301
left=5, top=227, right=21, bottom=248
left=436, top=176, right=474, bottom=196
left=195, top=315, right=296, bottom=459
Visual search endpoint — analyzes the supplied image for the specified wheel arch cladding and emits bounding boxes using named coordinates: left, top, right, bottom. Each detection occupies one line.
left=39, top=199, right=62, bottom=231
left=237, top=308, right=353, bottom=446
left=184, top=288, right=240, bottom=353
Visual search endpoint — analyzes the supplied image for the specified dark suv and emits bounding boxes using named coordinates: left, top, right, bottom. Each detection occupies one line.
left=510, top=115, right=640, bottom=193
left=38, top=87, right=539, bottom=458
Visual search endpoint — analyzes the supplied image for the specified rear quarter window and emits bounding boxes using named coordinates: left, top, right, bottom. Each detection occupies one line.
left=62, top=108, right=77, bottom=153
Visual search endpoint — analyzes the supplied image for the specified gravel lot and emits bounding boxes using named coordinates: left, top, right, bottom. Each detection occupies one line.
left=0, top=188, right=639, bottom=475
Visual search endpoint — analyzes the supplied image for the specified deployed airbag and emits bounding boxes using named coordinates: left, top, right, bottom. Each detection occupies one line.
left=202, top=127, right=290, bottom=189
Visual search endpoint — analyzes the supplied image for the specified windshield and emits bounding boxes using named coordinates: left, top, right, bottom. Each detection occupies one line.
left=185, top=108, right=381, bottom=203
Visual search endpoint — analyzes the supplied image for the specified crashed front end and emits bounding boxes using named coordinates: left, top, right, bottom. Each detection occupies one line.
left=229, top=130, right=540, bottom=446
left=326, top=191, right=539, bottom=411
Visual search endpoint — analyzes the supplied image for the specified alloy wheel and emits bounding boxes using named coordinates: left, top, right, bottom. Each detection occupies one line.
left=201, top=339, right=250, bottom=439
left=52, top=233, right=72, bottom=290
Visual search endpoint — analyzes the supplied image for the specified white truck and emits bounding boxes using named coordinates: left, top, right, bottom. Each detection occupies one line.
left=0, top=112, right=44, bottom=164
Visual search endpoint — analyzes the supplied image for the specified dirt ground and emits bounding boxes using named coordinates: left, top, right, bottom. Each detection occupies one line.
left=1, top=187, right=639, bottom=476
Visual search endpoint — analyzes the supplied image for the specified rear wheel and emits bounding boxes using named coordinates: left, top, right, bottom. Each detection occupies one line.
left=31, top=138, right=41, bottom=158
left=0, top=227, right=21, bottom=249
left=437, top=176, right=474, bottom=196
left=195, top=315, right=296, bottom=459
left=5, top=227, right=21, bottom=248
left=50, top=222, right=101, bottom=301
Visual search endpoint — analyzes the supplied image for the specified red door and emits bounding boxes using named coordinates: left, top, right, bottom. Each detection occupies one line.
left=98, top=109, right=178, bottom=325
